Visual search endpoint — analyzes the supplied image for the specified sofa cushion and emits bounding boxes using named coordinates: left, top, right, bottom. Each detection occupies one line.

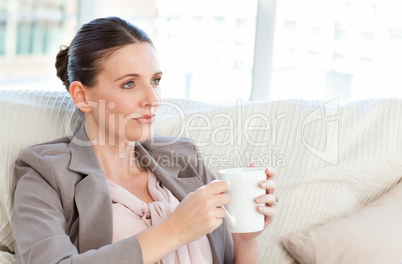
left=281, top=179, right=402, bottom=264
left=153, top=97, right=402, bottom=263
left=1, top=90, right=402, bottom=264
left=0, top=90, right=82, bottom=255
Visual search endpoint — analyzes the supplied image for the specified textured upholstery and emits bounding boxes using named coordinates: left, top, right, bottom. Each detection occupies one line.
left=1, top=90, right=402, bottom=263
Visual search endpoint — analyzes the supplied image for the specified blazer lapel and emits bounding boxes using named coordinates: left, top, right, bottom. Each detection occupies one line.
left=66, top=126, right=194, bottom=252
left=135, top=140, right=202, bottom=201
left=66, top=126, right=218, bottom=259
left=67, top=125, right=113, bottom=253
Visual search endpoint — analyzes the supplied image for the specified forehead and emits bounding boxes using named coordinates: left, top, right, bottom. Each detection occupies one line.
left=101, top=42, right=160, bottom=78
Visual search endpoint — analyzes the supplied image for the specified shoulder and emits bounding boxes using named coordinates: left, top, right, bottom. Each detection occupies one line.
left=18, top=137, right=71, bottom=163
left=15, top=136, right=73, bottom=181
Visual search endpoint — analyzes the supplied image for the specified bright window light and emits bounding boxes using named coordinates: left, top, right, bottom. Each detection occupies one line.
left=1, top=0, right=402, bottom=104
left=271, top=0, right=402, bottom=102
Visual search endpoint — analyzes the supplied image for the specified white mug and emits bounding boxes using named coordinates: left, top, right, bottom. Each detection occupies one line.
left=218, top=167, right=266, bottom=233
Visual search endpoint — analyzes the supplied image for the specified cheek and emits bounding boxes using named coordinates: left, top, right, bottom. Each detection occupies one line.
left=88, top=99, right=130, bottom=130
left=86, top=91, right=119, bottom=120
left=97, top=100, right=121, bottom=123
left=106, top=97, right=137, bottom=116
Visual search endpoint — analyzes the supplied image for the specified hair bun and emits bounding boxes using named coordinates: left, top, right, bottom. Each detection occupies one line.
left=55, top=45, right=70, bottom=90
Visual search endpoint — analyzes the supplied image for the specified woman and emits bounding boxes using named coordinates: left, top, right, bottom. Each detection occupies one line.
left=13, top=17, right=277, bottom=264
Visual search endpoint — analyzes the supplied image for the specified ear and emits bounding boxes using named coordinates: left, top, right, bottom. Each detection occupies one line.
left=69, top=81, right=92, bottom=112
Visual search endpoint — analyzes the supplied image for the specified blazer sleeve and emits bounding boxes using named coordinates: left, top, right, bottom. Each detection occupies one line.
left=13, top=149, right=144, bottom=264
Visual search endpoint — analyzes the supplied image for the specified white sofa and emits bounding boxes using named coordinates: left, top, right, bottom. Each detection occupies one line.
left=1, top=90, right=402, bottom=264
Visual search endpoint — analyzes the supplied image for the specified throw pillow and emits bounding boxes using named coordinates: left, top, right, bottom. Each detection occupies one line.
left=281, top=180, right=402, bottom=264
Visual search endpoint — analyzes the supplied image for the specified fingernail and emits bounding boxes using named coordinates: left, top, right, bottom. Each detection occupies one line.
left=256, top=197, right=263, bottom=203
left=261, top=182, right=267, bottom=187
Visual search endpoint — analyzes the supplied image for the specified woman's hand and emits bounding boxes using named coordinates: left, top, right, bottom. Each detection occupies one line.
left=254, top=163, right=277, bottom=227
left=232, top=163, right=277, bottom=263
left=165, top=180, right=230, bottom=246
left=137, top=180, right=230, bottom=264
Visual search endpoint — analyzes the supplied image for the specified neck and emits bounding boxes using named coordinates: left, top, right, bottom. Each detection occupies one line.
left=84, top=121, right=145, bottom=180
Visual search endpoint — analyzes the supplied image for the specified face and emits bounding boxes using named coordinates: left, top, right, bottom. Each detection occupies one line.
left=84, top=42, right=162, bottom=144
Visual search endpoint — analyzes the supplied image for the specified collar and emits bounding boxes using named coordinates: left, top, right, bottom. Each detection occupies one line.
left=67, top=124, right=183, bottom=180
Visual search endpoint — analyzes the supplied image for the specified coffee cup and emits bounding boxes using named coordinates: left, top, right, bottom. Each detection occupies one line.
left=218, top=167, right=266, bottom=233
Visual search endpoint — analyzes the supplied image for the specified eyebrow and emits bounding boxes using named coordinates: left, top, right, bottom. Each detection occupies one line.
left=114, top=71, right=163, bottom=82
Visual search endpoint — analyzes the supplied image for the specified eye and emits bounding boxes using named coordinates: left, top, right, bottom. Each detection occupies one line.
left=151, top=77, right=161, bottom=85
left=123, top=81, right=135, bottom=89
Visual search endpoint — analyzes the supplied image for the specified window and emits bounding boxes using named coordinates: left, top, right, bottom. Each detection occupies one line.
left=0, top=0, right=78, bottom=90
left=271, top=0, right=402, bottom=102
left=155, top=0, right=258, bottom=102
left=1, top=0, right=258, bottom=103
left=1, top=0, right=402, bottom=103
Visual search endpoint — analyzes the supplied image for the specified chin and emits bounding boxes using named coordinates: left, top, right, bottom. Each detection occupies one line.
left=126, top=127, right=155, bottom=142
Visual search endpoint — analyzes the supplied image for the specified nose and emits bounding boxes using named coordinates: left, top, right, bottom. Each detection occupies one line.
left=141, top=84, right=160, bottom=108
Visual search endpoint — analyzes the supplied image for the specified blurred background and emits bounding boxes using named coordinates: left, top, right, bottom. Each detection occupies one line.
left=1, top=0, right=402, bottom=104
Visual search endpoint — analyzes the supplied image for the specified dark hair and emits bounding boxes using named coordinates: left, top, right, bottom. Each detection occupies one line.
left=55, top=17, right=153, bottom=91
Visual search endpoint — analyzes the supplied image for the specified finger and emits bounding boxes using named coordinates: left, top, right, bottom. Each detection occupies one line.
left=255, top=194, right=277, bottom=206
left=259, top=180, right=276, bottom=194
left=265, top=167, right=275, bottom=180
left=249, top=162, right=256, bottom=167
left=214, top=207, right=227, bottom=219
left=204, top=180, right=229, bottom=195
left=209, top=218, right=223, bottom=234
left=215, top=193, right=231, bottom=207
left=257, top=205, right=276, bottom=223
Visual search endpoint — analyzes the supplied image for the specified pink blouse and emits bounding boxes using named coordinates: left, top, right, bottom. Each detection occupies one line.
left=106, top=170, right=213, bottom=264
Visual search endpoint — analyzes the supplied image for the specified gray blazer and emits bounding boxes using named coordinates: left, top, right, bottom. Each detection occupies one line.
left=13, top=125, right=234, bottom=264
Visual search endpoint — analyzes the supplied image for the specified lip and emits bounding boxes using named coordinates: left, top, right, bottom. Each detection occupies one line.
left=133, top=114, right=156, bottom=124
